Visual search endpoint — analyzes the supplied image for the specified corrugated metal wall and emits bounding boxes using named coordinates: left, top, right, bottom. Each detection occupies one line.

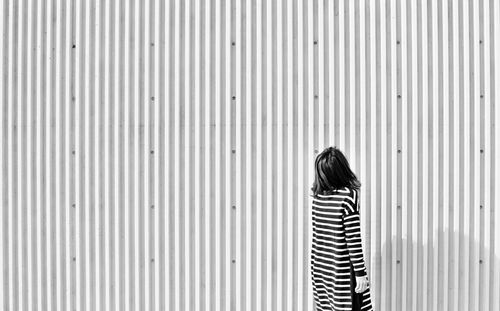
left=1, top=0, right=500, bottom=310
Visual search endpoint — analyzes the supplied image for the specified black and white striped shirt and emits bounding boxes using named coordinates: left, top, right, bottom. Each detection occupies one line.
left=310, top=187, right=373, bottom=311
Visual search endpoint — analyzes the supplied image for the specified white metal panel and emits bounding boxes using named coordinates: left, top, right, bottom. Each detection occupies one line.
left=1, top=0, right=500, bottom=311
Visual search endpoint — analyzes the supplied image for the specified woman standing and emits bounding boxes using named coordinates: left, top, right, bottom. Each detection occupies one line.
left=310, top=147, right=373, bottom=311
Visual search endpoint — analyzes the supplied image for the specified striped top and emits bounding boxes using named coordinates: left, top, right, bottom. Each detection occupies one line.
left=310, top=187, right=373, bottom=311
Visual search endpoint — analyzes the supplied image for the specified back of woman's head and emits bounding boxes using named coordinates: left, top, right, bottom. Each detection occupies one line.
left=310, top=146, right=361, bottom=197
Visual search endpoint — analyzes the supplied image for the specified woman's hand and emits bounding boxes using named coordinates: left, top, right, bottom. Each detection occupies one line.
left=355, top=275, right=369, bottom=293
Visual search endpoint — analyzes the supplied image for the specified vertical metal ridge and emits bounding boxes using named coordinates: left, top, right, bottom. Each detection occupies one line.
left=2, top=0, right=10, bottom=310
left=97, top=0, right=107, bottom=308
left=0, top=0, right=4, bottom=308
left=490, top=3, right=500, bottom=311
left=11, top=0, right=20, bottom=309
left=88, top=0, right=97, bottom=309
left=20, top=0, right=29, bottom=309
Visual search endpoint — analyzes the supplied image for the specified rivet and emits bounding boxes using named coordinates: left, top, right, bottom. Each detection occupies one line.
left=397, top=94, right=401, bottom=99
left=479, top=40, right=483, bottom=44
left=150, top=150, right=154, bottom=154
left=72, top=96, right=76, bottom=101
left=231, top=41, right=235, bottom=46
left=232, top=150, right=236, bottom=153
left=397, top=149, right=401, bottom=153
left=73, top=257, right=76, bottom=261
left=232, top=95, right=236, bottom=100
left=480, top=94, right=484, bottom=99
left=151, top=205, right=154, bottom=209
left=231, top=259, right=236, bottom=263
left=72, top=204, right=76, bottom=208
left=151, top=42, right=154, bottom=47
left=396, top=260, right=400, bottom=264
left=397, top=205, right=401, bottom=209
left=397, top=40, right=400, bottom=45
left=72, top=44, right=76, bottom=48
left=314, top=150, right=318, bottom=154
left=480, top=149, right=484, bottom=153
left=313, top=40, right=318, bottom=45
left=232, top=205, right=236, bottom=209
left=314, top=94, right=318, bottom=99
left=151, top=258, right=155, bottom=263
left=480, top=205, right=483, bottom=209
left=72, top=150, right=75, bottom=155
left=479, top=259, right=483, bottom=264
left=151, top=96, right=155, bottom=101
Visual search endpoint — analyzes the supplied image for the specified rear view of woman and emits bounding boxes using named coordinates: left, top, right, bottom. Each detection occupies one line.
left=310, top=146, right=373, bottom=311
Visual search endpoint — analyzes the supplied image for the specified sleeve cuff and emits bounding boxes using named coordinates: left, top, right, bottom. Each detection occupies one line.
left=354, top=268, right=367, bottom=277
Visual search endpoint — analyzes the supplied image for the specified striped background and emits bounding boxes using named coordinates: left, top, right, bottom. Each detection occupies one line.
left=1, top=0, right=500, bottom=310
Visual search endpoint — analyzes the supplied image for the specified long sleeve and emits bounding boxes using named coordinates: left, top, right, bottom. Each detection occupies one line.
left=342, top=189, right=368, bottom=277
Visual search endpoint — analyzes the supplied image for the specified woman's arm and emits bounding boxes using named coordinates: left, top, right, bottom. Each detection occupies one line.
left=342, top=189, right=368, bottom=277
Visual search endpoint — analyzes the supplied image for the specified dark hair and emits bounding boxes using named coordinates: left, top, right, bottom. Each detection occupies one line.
left=310, top=146, right=361, bottom=197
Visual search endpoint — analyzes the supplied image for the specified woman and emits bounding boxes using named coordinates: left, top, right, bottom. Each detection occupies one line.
left=310, top=146, right=373, bottom=311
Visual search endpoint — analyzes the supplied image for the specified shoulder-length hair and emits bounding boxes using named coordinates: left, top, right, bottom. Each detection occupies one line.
left=310, top=146, right=361, bottom=197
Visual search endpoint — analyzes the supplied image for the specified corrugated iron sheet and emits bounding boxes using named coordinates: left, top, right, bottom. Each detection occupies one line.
left=1, top=0, right=499, bottom=310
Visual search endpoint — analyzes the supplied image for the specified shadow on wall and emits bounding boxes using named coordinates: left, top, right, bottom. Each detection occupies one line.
left=376, top=228, right=499, bottom=311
